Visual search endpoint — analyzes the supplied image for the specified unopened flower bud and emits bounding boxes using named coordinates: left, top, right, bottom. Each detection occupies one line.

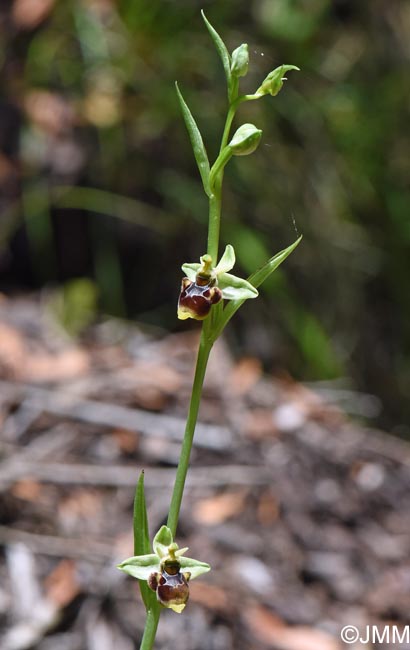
left=231, top=43, right=249, bottom=78
left=256, top=64, right=299, bottom=97
left=228, top=123, right=262, bottom=156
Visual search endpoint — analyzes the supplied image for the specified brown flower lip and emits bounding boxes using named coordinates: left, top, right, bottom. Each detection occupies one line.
left=178, top=277, right=222, bottom=320
left=148, top=558, right=191, bottom=609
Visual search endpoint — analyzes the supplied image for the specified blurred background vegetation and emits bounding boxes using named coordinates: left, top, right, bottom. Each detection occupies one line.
left=0, top=0, right=409, bottom=433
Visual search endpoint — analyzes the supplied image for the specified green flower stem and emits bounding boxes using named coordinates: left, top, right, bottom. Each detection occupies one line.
left=220, top=94, right=258, bottom=151
left=167, top=330, right=213, bottom=537
left=207, top=190, right=222, bottom=262
left=220, top=103, right=237, bottom=151
left=167, top=96, right=231, bottom=536
left=208, top=90, right=260, bottom=259
left=140, top=605, right=161, bottom=650
left=139, top=56, right=235, bottom=650
left=208, top=97, right=244, bottom=260
left=209, top=148, right=232, bottom=192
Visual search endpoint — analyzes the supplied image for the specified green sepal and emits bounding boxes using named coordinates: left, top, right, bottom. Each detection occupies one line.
left=133, top=471, right=155, bottom=609
left=178, top=556, right=211, bottom=579
left=181, top=262, right=200, bottom=281
left=218, top=273, right=258, bottom=300
left=175, top=82, right=211, bottom=197
left=215, top=244, right=235, bottom=274
left=117, top=554, right=160, bottom=580
left=153, top=525, right=173, bottom=558
left=201, top=10, right=232, bottom=98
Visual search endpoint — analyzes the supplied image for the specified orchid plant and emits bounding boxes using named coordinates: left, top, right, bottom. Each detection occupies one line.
left=118, top=12, right=301, bottom=649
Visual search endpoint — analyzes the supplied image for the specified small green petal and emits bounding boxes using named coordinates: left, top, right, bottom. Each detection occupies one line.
left=117, top=554, right=160, bottom=580
left=175, top=547, right=189, bottom=557
left=218, top=273, right=258, bottom=300
left=215, top=244, right=235, bottom=275
left=181, top=262, right=201, bottom=282
left=153, top=525, right=173, bottom=558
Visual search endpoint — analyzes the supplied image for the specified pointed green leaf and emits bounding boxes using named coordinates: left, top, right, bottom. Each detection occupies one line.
left=175, top=82, right=211, bottom=197
left=218, top=273, right=258, bottom=300
left=247, top=235, right=302, bottom=289
left=153, top=525, right=173, bottom=558
left=215, top=244, right=235, bottom=274
left=181, top=262, right=200, bottom=281
left=117, top=554, right=160, bottom=580
left=179, top=556, right=211, bottom=579
left=201, top=10, right=231, bottom=95
left=132, top=471, right=153, bottom=609
left=134, top=471, right=150, bottom=556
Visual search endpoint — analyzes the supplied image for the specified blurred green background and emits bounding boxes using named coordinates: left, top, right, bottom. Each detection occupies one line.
left=0, top=0, right=409, bottom=433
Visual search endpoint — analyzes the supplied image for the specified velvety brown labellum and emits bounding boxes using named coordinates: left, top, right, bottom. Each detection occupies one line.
left=178, top=277, right=222, bottom=320
left=156, top=568, right=190, bottom=607
left=148, top=559, right=191, bottom=608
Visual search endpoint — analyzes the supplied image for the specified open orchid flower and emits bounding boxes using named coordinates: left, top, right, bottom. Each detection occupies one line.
left=118, top=526, right=210, bottom=613
left=178, top=244, right=258, bottom=320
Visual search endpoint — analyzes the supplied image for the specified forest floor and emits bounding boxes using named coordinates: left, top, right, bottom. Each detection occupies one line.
left=0, top=295, right=410, bottom=650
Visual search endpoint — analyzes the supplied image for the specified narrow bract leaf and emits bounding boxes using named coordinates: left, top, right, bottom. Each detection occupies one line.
left=248, top=235, right=303, bottom=289
left=212, top=236, right=302, bottom=341
left=134, top=471, right=150, bottom=556
left=201, top=10, right=231, bottom=93
left=175, top=82, right=211, bottom=196
left=133, top=471, right=153, bottom=609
